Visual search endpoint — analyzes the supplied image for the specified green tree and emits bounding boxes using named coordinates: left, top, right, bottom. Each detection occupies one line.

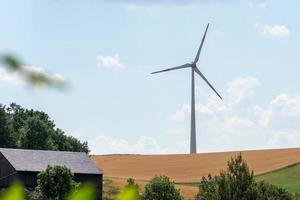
left=0, top=105, right=16, bottom=148
left=19, top=117, right=53, bottom=150
left=36, top=165, right=78, bottom=200
left=142, top=176, right=182, bottom=200
left=0, top=103, right=90, bottom=153
left=217, top=153, right=257, bottom=200
left=65, top=136, right=89, bottom=154
left=196, top=174, right=220, bottom=200
left=196, top=153, right=292, bottom=200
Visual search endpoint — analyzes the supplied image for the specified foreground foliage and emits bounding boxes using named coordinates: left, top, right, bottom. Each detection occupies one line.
left=0, top=103, right=89, bottom=153
left=196, top=153, right=293, bottom=200
left=0, top=54, right=66, bottom=89
left=0, top=182, right=96, bottom=200
left=0, top=182, right=138, bottom=200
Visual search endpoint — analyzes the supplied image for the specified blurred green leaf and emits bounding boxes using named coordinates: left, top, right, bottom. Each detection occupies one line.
left=1, top=54, right=21, bottom=71
left=116, top=186, right=140, bottom=200
left=0, top=182, right=24, bottom=200
left=67, top=184, right=96, bottom=200
left=0, top=54, right=67, bottom=90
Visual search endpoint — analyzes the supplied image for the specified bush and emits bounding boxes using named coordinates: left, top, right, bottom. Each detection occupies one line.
left=256, top=181, right=292, bottom=200
left=142, top=175, right=182, bottom=200
left=196, top=175, right=220, bottom=200
left=35, top=165, right=79, bottom=200
left=126, top=178, right=140, bottom=191
left=196, top=153, right=292, bottom=200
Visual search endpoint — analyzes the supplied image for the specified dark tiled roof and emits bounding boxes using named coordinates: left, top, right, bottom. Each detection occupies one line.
left=0, top=148, right=102, bottom=175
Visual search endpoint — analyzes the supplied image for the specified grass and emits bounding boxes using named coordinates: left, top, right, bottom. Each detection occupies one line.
left=177, top=163, right=300, bottom=194
left=256, top=163, right=300, bottom=194
left=101, top=158, right=300, bottom=199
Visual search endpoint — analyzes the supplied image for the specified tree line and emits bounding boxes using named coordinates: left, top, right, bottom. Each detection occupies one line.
left=0, top=103, right=89, bottom=153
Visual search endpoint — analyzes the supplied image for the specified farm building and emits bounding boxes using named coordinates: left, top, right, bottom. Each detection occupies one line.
left=0, top=148, right=102, bottom=200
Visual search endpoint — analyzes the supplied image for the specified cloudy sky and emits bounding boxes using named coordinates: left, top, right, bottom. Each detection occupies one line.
left=1, top=0, right=300, bottom=154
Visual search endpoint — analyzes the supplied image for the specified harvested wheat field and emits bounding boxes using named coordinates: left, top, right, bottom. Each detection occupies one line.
left=92, top=148, right=300, bottom=182
left=92, top=148, right=300, bottom=199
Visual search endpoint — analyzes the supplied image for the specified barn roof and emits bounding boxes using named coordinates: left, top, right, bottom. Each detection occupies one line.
left=0, top=148, right=102, bottom=175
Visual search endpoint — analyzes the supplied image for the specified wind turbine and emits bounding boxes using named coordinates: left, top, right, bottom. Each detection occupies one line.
left=151, top=23, right=222, bottom=154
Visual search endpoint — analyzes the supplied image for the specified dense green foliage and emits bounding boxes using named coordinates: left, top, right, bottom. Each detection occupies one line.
left=196, top=153, right=293, bottom=200
left=256, top=163, right=300, bottom=195
left=31, top=166, right=79, bottom=200
left=143, top=176, right=182, bottom=200
left=0, top=103, right=89, bottom=153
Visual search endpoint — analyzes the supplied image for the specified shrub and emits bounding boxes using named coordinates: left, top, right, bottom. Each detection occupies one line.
left=196, top=153, right=292, bottom=200
left=142, top=175, right=182, bottom=200
left=256, top=181, right=292, bottom=200
left=126, top=178, right=139, bottom=191
left=36, top=165, right=79, bottom=200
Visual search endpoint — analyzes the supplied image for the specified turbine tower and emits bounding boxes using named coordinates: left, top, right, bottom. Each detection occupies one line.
left=151, top=23, right=222, bottom=154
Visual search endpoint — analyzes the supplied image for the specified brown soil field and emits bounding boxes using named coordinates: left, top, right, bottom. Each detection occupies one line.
left=92, top=148, right=300, bottom=199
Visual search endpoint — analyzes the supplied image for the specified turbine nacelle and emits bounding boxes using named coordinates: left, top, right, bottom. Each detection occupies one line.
left=151, top=23, right=222, bottom=100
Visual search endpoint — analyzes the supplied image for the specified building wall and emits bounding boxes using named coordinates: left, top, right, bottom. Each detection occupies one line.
left=0, top=153, right=17, bottom=188
left=17, top=171, right=38, bottom=188
left=74, top=173, right=103, bottom=200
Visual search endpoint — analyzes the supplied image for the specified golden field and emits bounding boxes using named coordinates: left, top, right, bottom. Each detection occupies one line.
left=92, top=148, right=300, bottom=199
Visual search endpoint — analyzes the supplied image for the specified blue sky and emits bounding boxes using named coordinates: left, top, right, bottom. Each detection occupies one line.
left=1, top=0, right=300, bottom=154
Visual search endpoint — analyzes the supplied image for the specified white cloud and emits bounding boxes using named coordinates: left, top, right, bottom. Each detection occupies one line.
left=256, top=24, right=290, bottom=38
left=88, top=134, right=167, bottom=155
left=97, top=54, right=125, bottom=70
left=227, top=77, right=259, bottom=104
left=224, top=116, right=254, bottom=129
left=171, top=95, right=227, bottom=122
left=254, top=94, right=300, bottom=128
left=170, top=77, right=300, bottom=152
left=171, top=104, right=190, bottom=121
left=0, top=67, right=22, bottom=84
left=77, top=80, right=300, bottom=154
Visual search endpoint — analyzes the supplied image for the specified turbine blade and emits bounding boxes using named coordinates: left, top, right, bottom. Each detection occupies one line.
left=151, top=63, right=191, bottom=74
left=194, top=67, right=222, bottom=100
left=194, top=23, right=209, bottom=64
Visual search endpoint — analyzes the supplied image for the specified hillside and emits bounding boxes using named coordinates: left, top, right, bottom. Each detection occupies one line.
left=92, top=148, right=300, bottom=199
left=92, top=148, right=300, bottom=183
left=256, top=163, right=300, bottom=194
